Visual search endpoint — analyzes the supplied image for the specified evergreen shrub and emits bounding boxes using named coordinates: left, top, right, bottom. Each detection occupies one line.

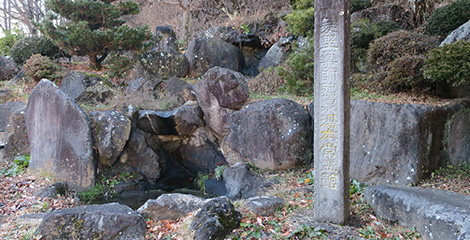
left=10, top=36, right=60, bottom=65
left=384, top=55, right=427, bottom=92
left=424, top=40, right=470, bottom=87
left=425, top=0, right=470, bottom=37
left=23, top=54, right=64, bottom=82
left=285, top=0, right=315, bottom=37
left=277, top=38, right=314, bottom=95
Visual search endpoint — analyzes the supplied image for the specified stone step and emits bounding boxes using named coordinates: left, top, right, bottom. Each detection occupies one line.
left=365, top=184, right=470, bottom=240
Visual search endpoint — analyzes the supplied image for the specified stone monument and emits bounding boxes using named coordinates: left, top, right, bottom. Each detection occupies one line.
left=313, top=0, right=351, bottom=224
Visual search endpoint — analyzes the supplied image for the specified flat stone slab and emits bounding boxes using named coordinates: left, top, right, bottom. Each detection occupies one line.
left=365, top=184, right=470, bottom=240
left=26, top=79, right=95, bottom=192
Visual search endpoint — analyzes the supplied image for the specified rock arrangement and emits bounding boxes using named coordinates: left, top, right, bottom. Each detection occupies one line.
left=0, top=22, right=470, bottom=240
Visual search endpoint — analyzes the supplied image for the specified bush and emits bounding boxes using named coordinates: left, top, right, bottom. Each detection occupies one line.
left=367, top=30, right=440, bottom=71
left=23, top=54, right=64, bottom=82
left=424, top=40, right=470, bottom=87
left=351, top=20, right=400, bottom=73
left=383, top=55, right=427, bottom=92
left=285, top=0, right=315, bottom=37
left=425, top=0, right=470, bottom=37
left=277, top=37, right=314, bottom=95
left=104, top=53, right=134, bottom=79
left=351, top=0, right=372, bottom=13
left=10, top=36, right=61, bottom=65
left=0, top=29, right=25, bottom=56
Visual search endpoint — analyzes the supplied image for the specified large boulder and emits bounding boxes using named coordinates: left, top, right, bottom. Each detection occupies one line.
left=185, top=37, right=245, bottom=76
left=307, top=99, right=470, bottom=186
left=194, top=67, right=249, bottom=140
left=440, top=20, right=470, bottom=47
left=89, top=111, right=131, bottom=167
left=0, top=56, right=20, bottom=81
left=138, top=51, right=189, bottom=80
left=190, top=196, right=242, bottom=240
left=0, top=102, right=29, bottom=160
left=137, top=193, right=208, bottom=220
left=26, top=80, right=95, bottom=192
left=365, top=184, right=470, bottom=240
left=59, top=71, right=114, bottom=104
left=118, top=128, right=163, bottom=182
left=222, top=98, right=313, bottom=170
left=350, top=100, right=470, bottom=185
left=36, top=203, right=146, bottom=240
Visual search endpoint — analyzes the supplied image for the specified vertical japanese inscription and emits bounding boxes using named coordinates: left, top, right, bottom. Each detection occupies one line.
left=318, top=21, right=340, bottom=190
left=314, top=0, right=351, bottom=225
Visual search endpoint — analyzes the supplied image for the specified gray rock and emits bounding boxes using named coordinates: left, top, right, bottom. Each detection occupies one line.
left=0, top=101, right=29, bottom=160
left=190, top=196, right=242, bottom=240
left=194, top=67, right=249, bottom=140
left=244, top=196, right=285, bottom=216
left=365, top=184, right=470, bottom=240
left=137, top=193, right=208, bottom=220
left=59, top=71, right=114, bottom=104
left=0, top=56, right=20, bottom=81
left=175, top=105, right=205, bottom=136
left=125, top=77, right=157, bottom=97
left=185, top=37, right=245, bottom=76
left=121, top=64, right=163, bottom=88
left=343, top=100, right=470, bottom=185
left=138, top=51, right=189, bottom=80
left=440, top=20, right=470, bottom=47
left=222, top=98, right=313, bottom=170
left=153, top=26, right=179, bottom=53
left=35, top=203, right=146, bottom=240
left=259, top=36, right=293, bottom=69
left=160, top=77, right=195, bottom=109
left=118, top=128, right=162, bottom=182
left=34, top=182, right=67, bottom=199
left=136, top=110, right=178, bottom=135
left=445, top=108, right=470, bottom=165
left=89, top=110, right=131, bottom=167
left=179, top=127, right=226, bottom=173
left=26, top=80, right=95, bottom=192
left=223, top=163, right=263, bottom=199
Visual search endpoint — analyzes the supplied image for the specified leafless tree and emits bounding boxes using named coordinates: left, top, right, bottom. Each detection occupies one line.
left=213, top=0, right=240, bottom=19
left=156, top=0, right=193, bottom=45
left=0, top=0, right=46, bottom=35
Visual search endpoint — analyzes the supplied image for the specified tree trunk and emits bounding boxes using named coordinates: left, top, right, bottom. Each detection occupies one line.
left=182, top=6, right=190, bottom=45
left=88, top=54, right=102, bottom=70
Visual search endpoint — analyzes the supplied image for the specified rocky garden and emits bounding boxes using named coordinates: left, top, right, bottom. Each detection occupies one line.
left=0, top=0, right=469, bottom=239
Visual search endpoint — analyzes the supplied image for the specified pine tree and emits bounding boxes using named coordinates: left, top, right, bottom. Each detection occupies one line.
left=39, top=0, right=151, bottom=70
